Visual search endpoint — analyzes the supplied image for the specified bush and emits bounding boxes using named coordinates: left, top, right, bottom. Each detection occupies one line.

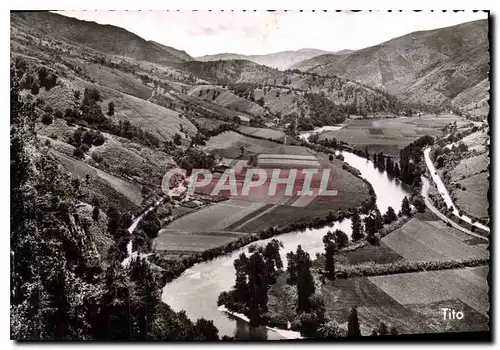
left=41, top=113, right=53, bottom=125
left=91, top=152, right=103, bottom=163
left=73, top=147, right=85, bottom=159
left=108, top=101, right=115, bottom=116
left=30, top=81, right=40, bottom=95
left=54, top=110, right=63, bottom=119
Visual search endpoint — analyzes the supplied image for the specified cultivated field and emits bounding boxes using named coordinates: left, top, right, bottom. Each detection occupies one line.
left=85, top=62, right=152, bottom=100
left=319, top=115, right=467, bottom=157
left=369, top=265, right=489, bottom=316
left=450, top=152, right=489, bottom=180
left=165, top=198, right=268, bottom=232
left=203, top=131, right=313, bottom=158
left=382, top=218, right=489, bottom=262
left=454, top=172, right=490, bottom=219
left=320, top=277, right=434, bottom=335
left=153, top=228, right=248, bottom=255
left=237, top=126, right=286, bottom=142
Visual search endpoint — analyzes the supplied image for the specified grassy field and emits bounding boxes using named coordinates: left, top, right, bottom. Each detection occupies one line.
left=319, top=115, right=467, bottom=157
left=382, top=218, right=489, bottom=262
left=51, top=149, right=143, bottom=210
left=454, top=172, right=490, bottom=219
left=450, top=152, right=489, bottom=181
left=153, top=228, right=248, bottom=255
left=39, top=118, right=175, bottom=186
left=164, top=198, right=268, bottom=231
left=237, top=126, right=286, bottom=142
left=203, top=131, right=313, bottom=158
left=187, top=85, right=266, bottom=116
left=38, top=76, right=197, bottom=143
left=344, top=243, right=404, bottom=265
left=319, top=277, right=434, bottom=335
left=369, top=266, right=489, bottom=316
left=85, top=62, right=152, bottom=100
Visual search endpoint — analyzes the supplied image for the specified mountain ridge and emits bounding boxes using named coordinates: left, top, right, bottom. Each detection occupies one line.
left=291, top=19, right=489, bottom=111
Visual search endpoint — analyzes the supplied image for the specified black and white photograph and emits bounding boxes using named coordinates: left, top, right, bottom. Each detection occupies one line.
left=10, top=9, right=491, bottom=341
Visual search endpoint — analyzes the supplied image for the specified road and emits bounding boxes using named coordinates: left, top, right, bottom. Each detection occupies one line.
left=423, top=147, right=490, bottom=233
left=122, top=182, right=188, bottom=267
left=421, top=177, right=488, bottom=242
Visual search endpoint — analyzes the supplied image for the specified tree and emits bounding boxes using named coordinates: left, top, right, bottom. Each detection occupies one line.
left=257, top=97, right=265, bottom=107
left=92, top=207, right=100, bottom=222
left=389, top=326, right=398, bottom=335
left=334, top=229, right=349, bottom=249
left=364, top=146, right=370, bottom=159
left=107, top=101, right=115, bottom=116
left=377, top=322, right=388, bottom=336
left=173, top=133, right=182, bottom=145
left=412, top=195, right=426, bottom=213
left=351, top=208, right=364, bottom=241
left=240, top=146, right=245, bottom=156
left=324, top=241, right=336, bottom=278
left=30, top=81, right=40, bottom=95
left=329, top=154, right=334, bottom=161
left=347, top=307, right=361, bottom=337
left=383, top=206, right=397, bottom=224
left=401, top=196, right=412, bottom=216
left=73, top=147, right=85, bottom=159
left=287, top=246, right=315, bottom=312
left=41, top=113, right=53, bottom=125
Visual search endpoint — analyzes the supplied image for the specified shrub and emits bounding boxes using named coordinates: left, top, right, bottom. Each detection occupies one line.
left=54, top=110, right=63, bottom=119
left=91, top=152, right=103, bottom=163
left=41, top=113, right=53, bottom=125
left=108, top=101, right=115, bottom=116
left=73, top=147, right=85, bottom=159
left=80, top=144, right=90, bottom=153
left=30, top=81, right=40, bottom=95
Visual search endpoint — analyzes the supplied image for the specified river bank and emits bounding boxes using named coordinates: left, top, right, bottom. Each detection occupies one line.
left=160, top=148, right=410, bottom=339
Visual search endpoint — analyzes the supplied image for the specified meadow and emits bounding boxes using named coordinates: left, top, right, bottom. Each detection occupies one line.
left=319, top=115, right=467, bottom=157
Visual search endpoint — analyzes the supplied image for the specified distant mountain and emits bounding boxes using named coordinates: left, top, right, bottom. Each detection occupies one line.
left=292, top=20, right=489, bottom=110
left=11, top=11, right=190, bottom=64
left=196, top=48, right=333, bottom=70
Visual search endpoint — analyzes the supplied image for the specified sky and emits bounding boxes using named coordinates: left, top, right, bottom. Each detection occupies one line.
left=56, top=10, right=488, bottom=57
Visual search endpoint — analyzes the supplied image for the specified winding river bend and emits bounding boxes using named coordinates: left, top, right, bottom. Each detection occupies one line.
left=162, top=150, right=410, bottom=340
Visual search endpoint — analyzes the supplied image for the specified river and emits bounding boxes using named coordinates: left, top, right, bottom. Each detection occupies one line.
left=162, top=148, right=410, bottom=339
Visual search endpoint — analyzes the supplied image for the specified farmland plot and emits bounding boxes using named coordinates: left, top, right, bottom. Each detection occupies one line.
left=320, top=277, right=434, bottom=335
left=319, top=115, right=467, bottom=156
left=203, top=131, right=312, bottom=158
left=451, top=152, right=489, bottom=180
left=237, top=126, right=286, bottom=142
left=369, top=266, right=489, bottom=316
left=154, top=228, right=248, bottom=254
left=165, top=198, right=267, bottom=231
left=382, top=218, right=488, bottom=262
left=454, top=172, right=490, bottom=219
